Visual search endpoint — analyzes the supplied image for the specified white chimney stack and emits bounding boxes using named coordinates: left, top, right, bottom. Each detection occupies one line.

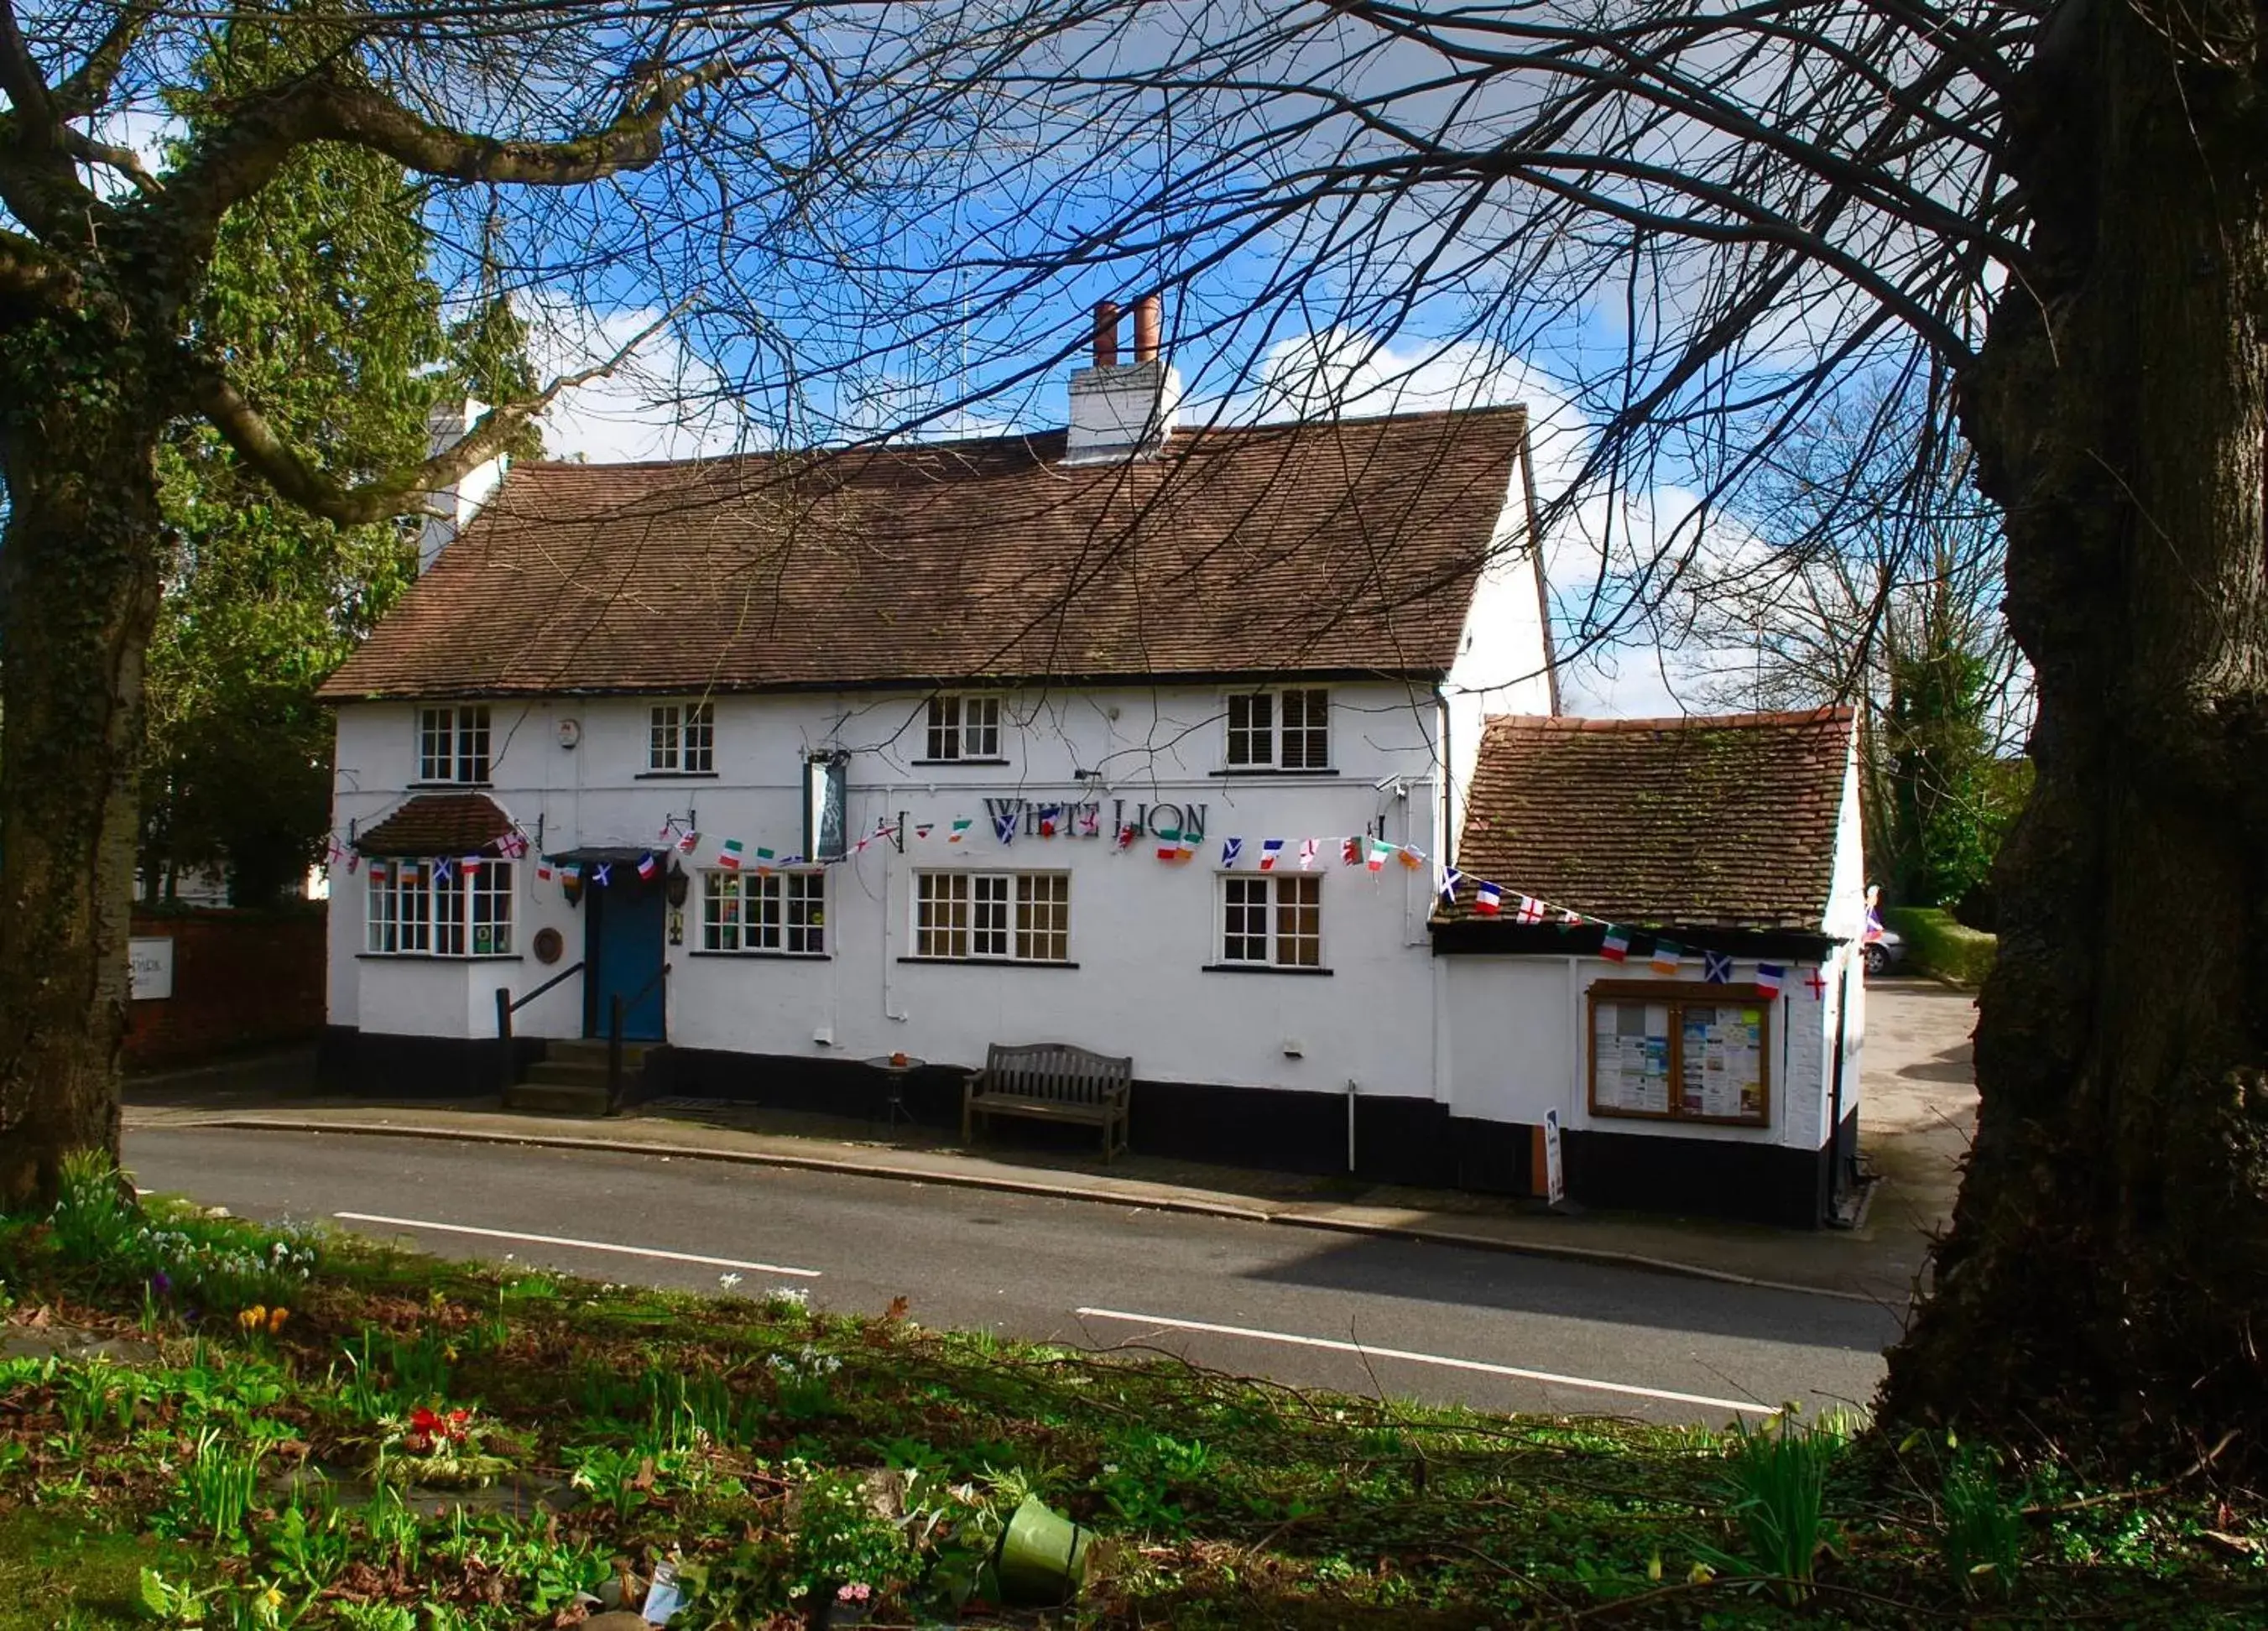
left=417, top=397, right=508, bottom=573
left=1064, top=294, right=1181, bottom=465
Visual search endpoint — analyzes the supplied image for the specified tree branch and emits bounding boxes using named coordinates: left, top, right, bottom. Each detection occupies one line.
left=0, top=0, right=55, bottom=139
left=163, top=56, right=738, bottom=247
left=185, top=305, right=682, bottom=526
left=53, top=2, right=154, bottom=118
left=0, top=224, right=76, bottom=305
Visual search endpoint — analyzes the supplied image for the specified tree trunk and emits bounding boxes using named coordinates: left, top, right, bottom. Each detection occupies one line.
left=0, top=388, right=164, bottom=1212
left=1882, top=0, right=2268, bottom=1465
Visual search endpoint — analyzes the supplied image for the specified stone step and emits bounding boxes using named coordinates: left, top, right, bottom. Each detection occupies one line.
left=524, top=1060, right=611, bottom=1088
left=545, top=1039, right=654, bottom=1070
left=503, top=1080, right=611, bottom=1116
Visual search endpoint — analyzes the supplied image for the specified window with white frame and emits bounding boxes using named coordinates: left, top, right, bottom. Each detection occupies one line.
left=1220, top=873, right=1322, bottom=967
left=416, top=705, right=492, bottom=784
left=913, top=871, right=1069, bottom=962
left=649, top=701, right=715, bottom=774
left=365, top=859, right=512, bottom=955
left=1225, top=688, right=1330, bottom=769
left=701, top=869, right=826, bottom=955
left=922, top=694, right=1003, bottom=761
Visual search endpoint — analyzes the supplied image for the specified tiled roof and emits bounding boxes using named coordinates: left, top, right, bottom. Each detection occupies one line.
left=355, top=793, right=517, bottom=857
left=1446, top=708, right=1855, bottom=931
left=319, top=409, right=1529, bottom=700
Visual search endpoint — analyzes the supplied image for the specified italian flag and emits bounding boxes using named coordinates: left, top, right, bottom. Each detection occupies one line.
left=1601, top=926, right=1630, bottom=962
left=534, top=859, right=553, bottom=882
left=1366, top=837, right=1390, bottom=873
left=717, top=840, right=743, bottom=872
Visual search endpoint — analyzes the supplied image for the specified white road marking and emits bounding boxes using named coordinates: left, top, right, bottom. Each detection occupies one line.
left=333, top=1212, right=822, bottom=1279
left=1075, top=1306, right=1776, bottom=1416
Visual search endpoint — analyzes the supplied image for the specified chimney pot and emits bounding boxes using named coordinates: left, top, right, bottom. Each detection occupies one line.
left=1092, top=300, right=1120, bottom=367
left=1133, top=293, right=1162, bottom=363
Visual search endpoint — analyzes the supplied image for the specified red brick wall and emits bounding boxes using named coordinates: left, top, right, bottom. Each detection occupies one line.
left=125, top=909, right=326, bottom=1070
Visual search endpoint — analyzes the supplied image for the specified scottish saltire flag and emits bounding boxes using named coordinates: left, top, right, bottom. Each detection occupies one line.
left=993, top=807, right=1019, bottom=844
left=1703, top=951, right=1734, bottom=983
left=1259, top=839, right=1285, bottom=871
left=591, top=862, right=611, bottom=887
left=1438, top=866, right=1463, bottom=904
left=1755, top=961, right=1787, bottom=997
left=1221, top=836, right=1243, bottom=868
left=431, top=858, right=452, bottom=883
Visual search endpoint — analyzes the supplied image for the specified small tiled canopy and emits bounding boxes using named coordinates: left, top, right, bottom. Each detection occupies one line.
left=1444, top=708, right=1855, bottom=933
left=354, top=793, right=517, bottom=858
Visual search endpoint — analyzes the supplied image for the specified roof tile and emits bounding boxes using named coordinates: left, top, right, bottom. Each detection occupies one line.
left=356, top=793, right=517, bottom=857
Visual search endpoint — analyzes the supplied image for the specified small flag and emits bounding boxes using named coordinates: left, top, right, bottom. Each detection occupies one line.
left=1755, top=962, right=1786, bottom=998
left=950, top=818, right=972, bottom=843
left=1397, top=845, right=1425, bottom=871
left=1298, top=837, right=1319, bottom=870
left=1439, top=866, right=1463, bottom=905
left=915, top=822, right=934, bottom=840
left=324, top=836, right=344, bottom=862
left=1650, top=940, right=1683, bottom=976
left=1176, top=832, right=1197, bottom=862
left=676, top=828, right=700, bottom=854
left=561, top=862, right=581, bottom=886
left=1077, top=806, right=1101, bottom=837
left=347, top=853, right=361, bottom=874
left=1473, top=882, right=1503, bottom=916
left=779, top=853, right=805, bottom=868
left=1702, top=951, right=1734, bottom=983
left=1557, top=908, right=1583, bottom=930
left=1366, top=837, right=1391, bottom=873
left=1037, top=805, right=1061, bottom=838
left=592, top=862, right=611, bottom=888
left=1601, top=925, right=1630, bottom=962
left=368, top=859, right=389, bottom=882
left=717, top=839, right=743, bottom=871
left=535, top=858, right=554, bottom=882
left=502, top=831, right=529, bottom=859
left=1259, top=839, right=1284, bottom=871
left=1515, top=894, right=1546, bottom=924
left=1114, top=822, right=1138, bottom=850
left=637, top=852, right=659, bottom=880
left=1155, top=823, right=1183, bottom=862
left=1221, top=836, right=1243, bottom=868
left=993, top=807, right=1019, bottom=844
left=459, top=855, right=483, bottom=875
left=431, top=858, right=452, bottom=883
left=753, top=846, right=777, bottom=875
left=1341, top=836, right=1362, bottom=867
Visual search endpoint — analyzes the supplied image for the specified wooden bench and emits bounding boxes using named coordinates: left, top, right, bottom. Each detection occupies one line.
left=962, top=1042, right=1133, bottom=1163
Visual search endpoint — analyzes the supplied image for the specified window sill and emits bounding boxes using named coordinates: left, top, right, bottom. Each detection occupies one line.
left=1200, top=962, right=1334, bottom=977
left=688, top=949, right=831, bottom=961
left=910, top=758, right=1012, bottom=768
left=898, top=955, right=1080, bottom=970
left=634, top=770, right=719, bottom=779
left=1207, top=768, right=1339, bottom=778
left=357, top=952, right=524, bottom=962
left=405, top=780, right=494, bottom=790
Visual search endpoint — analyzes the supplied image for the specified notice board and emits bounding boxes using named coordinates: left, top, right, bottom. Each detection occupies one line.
left=1588, top=979, right=1770, bottom=1127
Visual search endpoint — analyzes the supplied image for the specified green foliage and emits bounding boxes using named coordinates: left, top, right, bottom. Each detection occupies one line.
left=1881, top=905, right=1998, bottom=985
left=1694, top=1411, right=1850, bottom=1602
left=162, top=1427, right=263, bottom=1540
left=1940, top=1441, right=2027, bottom=1597
left=1883, top=636, right=2026, bottom=911
left=136, top=12, right=544, bottom=906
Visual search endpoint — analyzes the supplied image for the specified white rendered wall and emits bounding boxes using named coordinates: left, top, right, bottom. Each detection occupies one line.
left=330, top=681, right=1456, bottom=1095
left=1442, top=461, right=1555, bottom=861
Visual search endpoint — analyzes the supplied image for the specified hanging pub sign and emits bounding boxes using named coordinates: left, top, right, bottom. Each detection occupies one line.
left=804, top=750, right=849, bottom=862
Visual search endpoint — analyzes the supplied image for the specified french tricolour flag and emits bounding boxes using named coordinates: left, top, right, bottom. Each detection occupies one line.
left=1473, top=883, right=1504, bottom=916
left=1259, top=839, right=1284, bottom=871
left=636, top=852, right=659, bottom=880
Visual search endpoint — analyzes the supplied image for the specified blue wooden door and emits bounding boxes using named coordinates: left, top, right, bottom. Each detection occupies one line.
left=586, top=875, right=666, bottom=1040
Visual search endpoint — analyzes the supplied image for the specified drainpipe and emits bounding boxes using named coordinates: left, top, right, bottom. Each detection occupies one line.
left=1824, top=954, right=1854, bottom=1227
left=1347, top=1077, right=1359, bottom=1175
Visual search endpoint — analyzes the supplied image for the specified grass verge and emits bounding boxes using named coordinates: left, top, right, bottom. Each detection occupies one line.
left=0, top=1157, right=2259, bottom=1628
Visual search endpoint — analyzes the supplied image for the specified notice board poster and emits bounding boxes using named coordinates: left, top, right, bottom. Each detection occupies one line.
left=1588, top=981, right=1771, bottom=1127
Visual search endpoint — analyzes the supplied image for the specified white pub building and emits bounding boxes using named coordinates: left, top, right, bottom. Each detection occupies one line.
left=321, top=305, right=1869, bottom=1226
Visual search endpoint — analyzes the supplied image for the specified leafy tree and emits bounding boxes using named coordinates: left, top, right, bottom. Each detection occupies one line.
left=138, top=23, right=446, bottom=908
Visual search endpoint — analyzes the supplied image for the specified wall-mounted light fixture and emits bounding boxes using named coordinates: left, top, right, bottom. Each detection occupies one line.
left=664, top=861, right=691, bottom=909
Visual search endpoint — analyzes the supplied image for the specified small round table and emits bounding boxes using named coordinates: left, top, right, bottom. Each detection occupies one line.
left=862, top=1055, right=926, bottom=1130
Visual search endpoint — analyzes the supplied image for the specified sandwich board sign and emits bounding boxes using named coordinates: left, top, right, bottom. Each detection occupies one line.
left=1542, top=1107, right=1566, bottom=1206
left=129, top=936, right=175, bottom=1001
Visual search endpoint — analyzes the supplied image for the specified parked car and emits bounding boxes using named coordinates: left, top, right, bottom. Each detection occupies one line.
left=1863, top=921, right=1903, bottom=977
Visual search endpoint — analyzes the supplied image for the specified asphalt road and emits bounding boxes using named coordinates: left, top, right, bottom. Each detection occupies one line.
left=123, top=1128, right=1901, bottom=1427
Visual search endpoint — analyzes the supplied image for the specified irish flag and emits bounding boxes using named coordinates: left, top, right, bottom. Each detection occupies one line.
left=950, top=818, right=972, bottom=843
left=753, top=847, right=777, bottom=876
left=1155, top=824, right=1183, bottom=862
left=717, top=840, right=744, bottom=872
left=1601, top=926, right=1630, bottom=962
left=1650, top=940, right=1683, bottom=975
left=1473, top=883, right=1503, bottom=915
left=1397, top=845, right=1425, bottom=871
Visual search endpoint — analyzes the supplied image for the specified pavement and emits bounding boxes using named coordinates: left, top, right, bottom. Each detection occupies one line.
left=123, top=978, right=1978, bottom=1308
left=123, top=1125, right=1903, bottom=1427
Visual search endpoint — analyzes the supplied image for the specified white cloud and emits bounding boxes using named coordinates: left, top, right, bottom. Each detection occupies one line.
left=519, top=300, right=745, bottom=464
left=1249, top=328, right=1772, bottom=718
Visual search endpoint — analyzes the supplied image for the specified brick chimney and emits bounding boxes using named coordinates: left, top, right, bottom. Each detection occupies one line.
left=417, top=398, right=510, bottom=573
left=1065, top=294, right=1181, bottom=465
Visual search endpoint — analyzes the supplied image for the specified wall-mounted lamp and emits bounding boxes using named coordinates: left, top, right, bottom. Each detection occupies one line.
left=665, top=861, right=691, bottom=909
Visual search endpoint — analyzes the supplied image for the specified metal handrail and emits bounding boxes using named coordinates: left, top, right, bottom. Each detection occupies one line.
left=506, top=959, right=585, bottom=1018
left=606, top=960, right=671, bottom=1118
left=495, top=961, right=587, bottom=1093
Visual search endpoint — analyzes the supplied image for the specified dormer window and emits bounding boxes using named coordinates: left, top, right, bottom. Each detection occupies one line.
left=416, top=705, right=490, bottom=784
left=1226, top=688, right=1330, bottom=770
left=923, top=695, right=1004, bottom=762
left=649, top=701, right=715, bottom=774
